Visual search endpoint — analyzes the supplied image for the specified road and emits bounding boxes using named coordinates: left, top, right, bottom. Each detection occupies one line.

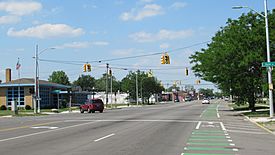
left=0, top=100, right=274, bottom=155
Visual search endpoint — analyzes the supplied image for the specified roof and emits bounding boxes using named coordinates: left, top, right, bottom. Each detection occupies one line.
left=0, top=78, right=71, bottom=89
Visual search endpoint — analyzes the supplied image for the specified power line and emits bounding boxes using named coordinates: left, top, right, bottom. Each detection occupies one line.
left=38, top=41, right=209, bottom=64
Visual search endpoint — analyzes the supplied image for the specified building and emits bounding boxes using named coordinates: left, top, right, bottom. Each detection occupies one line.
left=0, top=78, right=70, bottom=109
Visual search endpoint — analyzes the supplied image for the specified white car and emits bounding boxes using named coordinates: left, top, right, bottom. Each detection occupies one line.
left=202, top=98, right=210, bottom=104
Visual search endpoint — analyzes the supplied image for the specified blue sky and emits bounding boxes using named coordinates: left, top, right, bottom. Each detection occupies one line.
left=0, top=0, right=274, bottom=90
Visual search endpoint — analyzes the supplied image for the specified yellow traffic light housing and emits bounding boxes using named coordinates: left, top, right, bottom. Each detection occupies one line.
left=161, top=55, right=165, bottom=64
left=161, top=53, right=170, bottom=64
left=164, top=53, right=170, bottom=64
left=83, top=64, right=87, bottom=72
left=87, top=64, right=92, bottom=72
left=185, top=67, right=188, bottom=76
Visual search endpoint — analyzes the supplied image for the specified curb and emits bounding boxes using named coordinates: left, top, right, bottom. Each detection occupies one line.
left=243, top=115, right=275, bottom=135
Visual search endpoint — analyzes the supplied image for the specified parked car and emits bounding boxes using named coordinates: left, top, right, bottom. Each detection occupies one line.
left=185, top=96, right=192, bottom=102
left=202, top=98, right=210, bottom=104
left=224, top=96, right=229, bottom=101
left=80, top=99, right=104, bottom=113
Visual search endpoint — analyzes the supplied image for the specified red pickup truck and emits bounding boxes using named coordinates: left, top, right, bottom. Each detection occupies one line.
left=80, top=99, right=104, bottom=113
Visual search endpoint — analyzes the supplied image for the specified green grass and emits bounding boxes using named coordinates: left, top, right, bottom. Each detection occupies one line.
left=0, top=110, right=47, bottom=116
left=229, top=103, right=270, bottom=117
left=259, top=121, right=275, bottom=131
left=229, top=104, right=269, bottom=111
left=243, top=110, right=269, bottom=117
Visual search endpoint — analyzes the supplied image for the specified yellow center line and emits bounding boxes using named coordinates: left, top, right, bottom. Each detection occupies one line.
left=0, top=121, right=63, bottom=132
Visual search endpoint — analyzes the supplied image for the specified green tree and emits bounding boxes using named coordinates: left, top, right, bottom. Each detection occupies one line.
left=190, top=10, right=275, bottom=111
left=95, top=73, right=121, bottom=92
left=48, top=71, right=70, bottom=85
left=199, top=88, right=214, bottom=97
left=121, top=70, right=164, bottom=103
left=73, top=75, right=96, bottom=91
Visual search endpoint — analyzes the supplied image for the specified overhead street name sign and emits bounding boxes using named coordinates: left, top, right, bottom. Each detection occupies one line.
left=262, top=62, right=275, bottom=67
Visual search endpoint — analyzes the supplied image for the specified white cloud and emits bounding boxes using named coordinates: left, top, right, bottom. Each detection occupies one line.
left=92, top=41, right=109, bottom=46
left=7, top=24, right=85, bottom=39
left=56, top=42, right=90, bottom=49
left=55, top=41, right=109, bottom=49
left=0, top=1, right=42, bottom=16
left=160, top=43, right=170, bottom=49
left=129, top=29, right=194, bottom=42
left=170, top=2, right=187, bottom=10
left=0, top=15, right=21, bottom=24
left=120, top=4, right=163, bottom=21
left=112, top=48, right=135, bottom=56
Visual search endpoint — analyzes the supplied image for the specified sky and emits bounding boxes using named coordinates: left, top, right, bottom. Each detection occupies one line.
left=0, top=0, right=274, bottom=91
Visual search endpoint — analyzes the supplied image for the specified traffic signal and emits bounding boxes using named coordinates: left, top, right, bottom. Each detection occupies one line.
left=87, top=64, right=92, bottom=72
left=196, top=80, right=201, bottom=84
left=164, top=53, right=170, bottom=64
left=109, top=69, right=112, bottom=75
left=83, top=64, right=87, bottom=72
left=185, top=67, right=188, bottom=76
left=161, top=55, right=165, bottom=64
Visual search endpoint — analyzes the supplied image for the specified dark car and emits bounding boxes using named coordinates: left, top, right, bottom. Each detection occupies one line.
left=80, top=99, right=104, bottom=113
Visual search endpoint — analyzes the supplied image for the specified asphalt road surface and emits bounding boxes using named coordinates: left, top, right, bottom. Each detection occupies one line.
left=0, top=100, right=274, bottom=155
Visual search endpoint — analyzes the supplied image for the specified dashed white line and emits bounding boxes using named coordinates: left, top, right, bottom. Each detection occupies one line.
left=220, top=122, right=226, bottom=131
left=195, top=121, right=202, bottom=130
left=94, top=133, right=115, bottom=142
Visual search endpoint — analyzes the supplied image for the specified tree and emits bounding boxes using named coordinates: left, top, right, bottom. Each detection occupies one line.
left=95, top=73, right=121, bottom=92
left=48, top=71, right=70, bottom=85
left=199, top=88, right=214, bottom=97
left=190, top=10, right=275, bottom=112
left=73, top=75, right=96, bottom=91
left=121, top=70, right=164, bottom=103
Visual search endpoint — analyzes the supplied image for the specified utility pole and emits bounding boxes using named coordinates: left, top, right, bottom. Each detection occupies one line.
left=106, top=63, right=109, bottom=108
left=264, top=0, right=273, bottom=118
left=136, top=71, right=138, bottom=106
left=34, top=45, right=38, bottom=114
left=110, top=69, right=113, bottom=109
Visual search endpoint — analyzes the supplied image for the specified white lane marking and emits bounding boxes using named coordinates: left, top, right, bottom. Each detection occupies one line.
left=228, top=139, right=233, bottom=142
left=227, top=129, right=267, bottom=135
left=225, top=126, right=263, bottom=131
left=94, top=133, right=115, bottom=142
left=220, top=122, right=226, bottom=131
left=195, top=121, right=201, bottom=130
left=0, top=121, right=98, bottom=142
left=223, top=123, right=256, bottom=128
left=226, top=136, right=231, bottom=139
left=208, top=122, right=214, bottom=124
left=31, top=126, right=58, bottom=130
left=230, top=143, right=235, bottom=146
left=233, top=148, right=239, bottom=151
left=64, top=119, right=220, bottom=124
left=217, top=112, right=220, bottom=118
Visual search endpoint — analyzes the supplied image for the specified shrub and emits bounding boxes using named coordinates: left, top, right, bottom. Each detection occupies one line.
left=25, top=105, right=32, bottom=110
left=8, top=107, right=11, bottom=110
left=0, top=105, right=7, bottom=110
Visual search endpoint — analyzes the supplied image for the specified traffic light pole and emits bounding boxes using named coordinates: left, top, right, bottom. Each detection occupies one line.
left=106, top=63, right=109, bottom=108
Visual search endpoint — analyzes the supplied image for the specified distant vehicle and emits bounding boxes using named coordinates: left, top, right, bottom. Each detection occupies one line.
left=224, top=97, right=229, bottom=101
left=80, top=99, right=104, bottom=113
left=202, top=98, right=210, bottom=104
left=185, top=96, right=192, bottom=102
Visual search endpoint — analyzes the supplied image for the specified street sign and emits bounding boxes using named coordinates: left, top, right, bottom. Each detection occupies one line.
left=262, top=62, right=275, bottom=67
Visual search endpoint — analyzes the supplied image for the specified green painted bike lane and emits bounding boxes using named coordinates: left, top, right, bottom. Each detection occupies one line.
left=181, top=102, right=238, bottom=155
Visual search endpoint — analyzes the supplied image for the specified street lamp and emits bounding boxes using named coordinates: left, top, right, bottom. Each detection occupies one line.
left=34, top=45, right=55, bottom=114
left=233, top=0, right=273, bottom=117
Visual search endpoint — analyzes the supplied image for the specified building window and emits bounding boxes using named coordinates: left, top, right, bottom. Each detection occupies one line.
left=40, top=87, right=50, bottom=107
left=7, top=87, right=24, bottom=106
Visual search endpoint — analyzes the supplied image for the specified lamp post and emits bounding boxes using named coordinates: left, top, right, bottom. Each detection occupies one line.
left=233, top=0, right=273, bottom=117
left=34, top=45, right=55, bottom=114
